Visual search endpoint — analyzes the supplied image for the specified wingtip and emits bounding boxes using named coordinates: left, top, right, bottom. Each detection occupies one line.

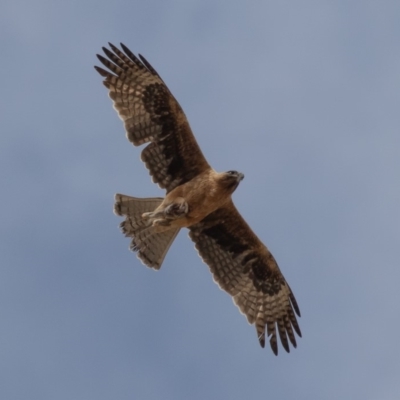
left=108, top=42, right=120, bottom=53
left=94, top=65, right=108, bottom=77
left=294, top=303, right=301, bottom=317
left=258, top=332, right=265, bottom=348
left=297, top=328, right=303, bottom=338
left=120, top=42, right=129, bottom=53
left=270, top=342, right=278, bottom=356
left=282, top=342, right=290, bottom=354
left=138, top=53, right=148, bottom=65
left=96, top=53, right=107, bottom=64
left=289, top=287, right=301, bottom=317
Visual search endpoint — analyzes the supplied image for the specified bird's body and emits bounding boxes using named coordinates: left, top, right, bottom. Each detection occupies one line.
left=95, top=43, right=301, bottom=355
left=152, top=169, right=244, bottom=229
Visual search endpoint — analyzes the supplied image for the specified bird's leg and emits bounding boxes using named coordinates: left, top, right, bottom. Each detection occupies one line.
left=164, top=200, right=189, bottom=220
left=142, top=198, right=189, bottom=227
left=142, top=209, right=165, bottom=221
left=152, top=218, right=172, bottom=227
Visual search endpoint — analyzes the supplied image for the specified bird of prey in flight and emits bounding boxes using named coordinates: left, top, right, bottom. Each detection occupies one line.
left=95, top=43, right=301, bottom=355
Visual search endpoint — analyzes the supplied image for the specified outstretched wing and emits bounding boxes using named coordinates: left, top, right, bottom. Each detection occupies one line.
left=95, top=43, right=210, bottom=193
left=189, top=200, right=301, bottom=355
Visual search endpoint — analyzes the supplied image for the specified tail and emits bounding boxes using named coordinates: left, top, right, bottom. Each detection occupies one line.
left=114, top=194, right=180, bottom=269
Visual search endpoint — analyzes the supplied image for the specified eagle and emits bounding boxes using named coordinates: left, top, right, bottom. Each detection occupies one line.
left=95, top=43, right=301, bottom=355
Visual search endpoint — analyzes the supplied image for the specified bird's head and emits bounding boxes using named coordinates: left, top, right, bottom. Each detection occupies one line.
left=219, top=170, right=244, bottom=194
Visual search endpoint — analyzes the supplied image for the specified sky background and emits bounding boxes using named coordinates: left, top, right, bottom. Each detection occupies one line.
left=1, top=1, right=400, bottom=399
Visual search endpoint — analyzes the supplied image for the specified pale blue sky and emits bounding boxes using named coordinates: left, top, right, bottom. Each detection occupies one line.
left=1, top=1, right=400, bottom=399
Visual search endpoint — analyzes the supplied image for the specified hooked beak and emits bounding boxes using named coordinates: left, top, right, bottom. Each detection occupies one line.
left=237, top=172, right=245, bottom=181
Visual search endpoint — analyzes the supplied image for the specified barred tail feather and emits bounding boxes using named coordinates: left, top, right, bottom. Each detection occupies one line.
left=114, top=194, right=180, bottom=269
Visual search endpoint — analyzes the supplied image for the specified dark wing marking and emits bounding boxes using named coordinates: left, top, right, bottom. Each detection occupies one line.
left=95, top=43, right=210, bottom=193
left=189, top=201, right=301, bottom=355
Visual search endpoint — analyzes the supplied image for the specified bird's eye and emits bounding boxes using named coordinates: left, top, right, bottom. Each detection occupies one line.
left=227, top=170, right=236, bottom=175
